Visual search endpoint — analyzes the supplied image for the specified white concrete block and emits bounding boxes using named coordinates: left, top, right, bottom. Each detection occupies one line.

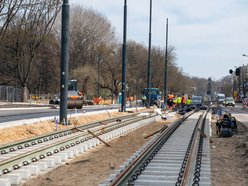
left=71, top=148, right=79, bottom=156
left=57, top=152, right=68, bottom=162
left=95, top=139, right=100, bottom=146
left=32, top=162, right=48, bottom=171
left=20, top=166, right=39, bottom=176
left=0, top=179, right=11, bottom=186
left=1, top=173, right=21, bottom=186
left=47, top=156, right=62, bottom=165
left=88, top=142, right=93, bottom=148
left=82, top=144, right=88, bottom=151
left=91, top=140, right=97, bottom=147
left=13, top=170, right=31, bottom=180
left=39, top=159, right=55, bottom=168
left=77, top=146, right=85, bottom=154
left=60, top=151, right=73, bottom=160
left=66, top=150, right=74, bottom=159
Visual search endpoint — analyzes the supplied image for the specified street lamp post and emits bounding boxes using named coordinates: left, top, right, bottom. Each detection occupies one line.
left=112, top=72, right=114, bottom=104
left=147, top=0, right=152, bottom=108
left=112, top=50, right=117, bottom=104
left=96, top=54, right=100, bottom=97
left=164, top=18, right=169, bottom=106
left=121, top=0, right=127, bottom=112
left=59, top=0, right=70, bottom=124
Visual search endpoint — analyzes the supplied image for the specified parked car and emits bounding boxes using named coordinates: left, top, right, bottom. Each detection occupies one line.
left=224, top=97, right=235, bottom=107
left=49, top=96, right=60, bottom=105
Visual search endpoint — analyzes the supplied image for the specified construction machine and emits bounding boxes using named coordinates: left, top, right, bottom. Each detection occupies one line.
left=143, top=88, right=161, bottom=106
left=67, top=80, right=83, bottom=109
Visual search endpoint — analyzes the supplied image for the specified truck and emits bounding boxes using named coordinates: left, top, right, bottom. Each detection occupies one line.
left=217, top=93, right=225, bottom=104
left=143, top=88, right=161, bottom=107
left=191, top=95, right=203, bottom=108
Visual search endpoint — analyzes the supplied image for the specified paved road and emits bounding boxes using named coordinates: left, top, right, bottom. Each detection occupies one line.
left=0, top=105, right=120, bottom=123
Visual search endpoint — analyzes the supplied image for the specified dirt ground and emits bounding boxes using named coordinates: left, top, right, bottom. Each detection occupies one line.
left=0, top=111, right=131, bottom=145
left=211, top=119, right=248, bottom=186
left=21, top=121, right=168, bottom=186
left=2, top=109, right=247, bottom=186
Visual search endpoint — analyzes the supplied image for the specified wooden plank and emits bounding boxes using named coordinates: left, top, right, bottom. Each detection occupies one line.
left=87, top=130, right=111, bottom=147
left=144, top=125, right=168, bottom=139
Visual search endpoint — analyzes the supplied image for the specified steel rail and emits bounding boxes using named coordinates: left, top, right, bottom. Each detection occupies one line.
left=175, top=109, right=209, bottom=186
left=175, top=111, right=207, bottom=186
left=107, top=111, right=196, bottom=186
left=0, top=113, right=155, bottom=176
left=191, top=109, right=209, bottom=185
left=0, top=113, right=141, bottom=155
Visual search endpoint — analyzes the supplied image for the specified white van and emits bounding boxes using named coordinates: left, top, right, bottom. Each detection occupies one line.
left=217, top=93, right=225, bottom=104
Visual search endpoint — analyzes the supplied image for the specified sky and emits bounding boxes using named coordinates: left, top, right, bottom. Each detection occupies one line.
left=70, top=0, right=248, bottom=81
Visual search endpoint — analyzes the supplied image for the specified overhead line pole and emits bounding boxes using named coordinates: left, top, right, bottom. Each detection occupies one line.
left=164, top=18, right=169, bottom=105
left=121, top=0, right=127, bottom=112
left=147, top=0, right=152, bottom=108
left=59, top=0, right=70, bottom=124
left=97, top=54, right=100, bottom=97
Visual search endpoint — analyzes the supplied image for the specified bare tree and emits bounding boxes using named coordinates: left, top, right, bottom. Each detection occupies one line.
left=125, top=41, right=147, bottom=98
left=28, top=34, right=60, bottom=95
left=66, top=5, right=116, bottom=97
left=69, top=6, right=115, bottom=67
left=98, top=45, right=122, bottom=100
left=0, top=0, right=24, bottom=40
left=71, top=65, right=96, bottom=98
left=0, top=2, right=205, bottom=101
left=0, top=0, right=62, bottom=101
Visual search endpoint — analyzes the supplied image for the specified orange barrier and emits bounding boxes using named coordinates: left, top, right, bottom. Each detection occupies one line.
left=92, top=97, right=101, bottom=105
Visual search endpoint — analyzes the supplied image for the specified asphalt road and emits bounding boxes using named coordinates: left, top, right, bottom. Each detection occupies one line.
left=0, top=105, right=119, bottom=123
left=1, top=103, right=247, bottom=128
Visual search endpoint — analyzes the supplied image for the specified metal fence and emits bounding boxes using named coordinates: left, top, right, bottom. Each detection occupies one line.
left=0, top=86, right=22, bottom=102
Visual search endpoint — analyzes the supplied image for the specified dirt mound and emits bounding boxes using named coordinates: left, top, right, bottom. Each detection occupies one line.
left=211, top=121, right=248, bottom=186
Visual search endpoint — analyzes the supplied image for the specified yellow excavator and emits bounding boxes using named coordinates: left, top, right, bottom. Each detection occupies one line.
left=67, top=80, right=83, bottom=109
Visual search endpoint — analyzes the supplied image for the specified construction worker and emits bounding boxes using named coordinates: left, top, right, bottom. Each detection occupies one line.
left=186, top=97, right=192, bottom=105
left=181, top=93, right=186, bottom=109
left=167, top=93, right=174, bottom=109
left=142, top=94, right=147, bottom=106
left=176, top=96, right=182, bottom=109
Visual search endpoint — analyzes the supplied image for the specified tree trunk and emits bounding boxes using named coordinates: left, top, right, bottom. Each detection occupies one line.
left=22, top=85, right=29, bottom=102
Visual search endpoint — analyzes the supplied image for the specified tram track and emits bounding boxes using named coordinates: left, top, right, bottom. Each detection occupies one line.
left=0, top=111, right=158, bottom=185
left=0, top=113, right=140, bottom=155
left=101, top=109, right=211, bottom=186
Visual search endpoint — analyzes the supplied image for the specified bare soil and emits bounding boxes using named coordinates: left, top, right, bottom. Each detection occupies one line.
left=22, top=120, right=168, bottom=186
left=0, top=111, right=131, bottom=145
left=211, top=119, right=248, bottom=186
left=2, top=109, right=247, bottom=186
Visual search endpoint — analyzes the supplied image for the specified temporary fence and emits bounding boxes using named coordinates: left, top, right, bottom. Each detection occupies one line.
left=0, top=86, right=22, bottom=102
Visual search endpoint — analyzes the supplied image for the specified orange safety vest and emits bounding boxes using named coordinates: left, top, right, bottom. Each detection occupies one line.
left=182, top=96, right=186, bottom=104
